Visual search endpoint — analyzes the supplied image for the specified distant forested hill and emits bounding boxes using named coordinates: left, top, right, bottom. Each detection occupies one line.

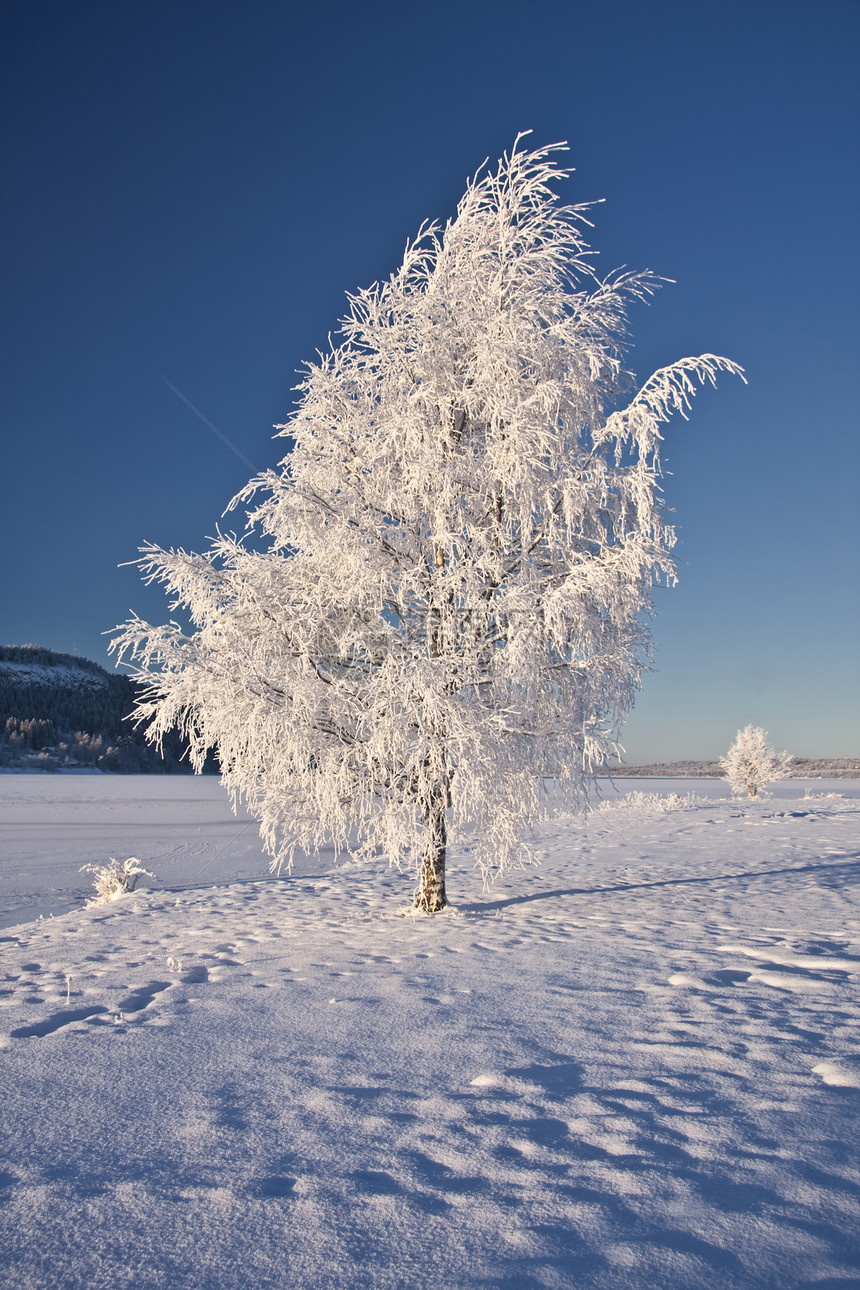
left=4, top=645, right=854, bottom=778
left=0, top=645, right=213, bottom=773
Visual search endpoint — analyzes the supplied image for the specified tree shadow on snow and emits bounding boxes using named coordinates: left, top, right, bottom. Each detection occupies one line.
left=460, top=855, right=860, bottom=913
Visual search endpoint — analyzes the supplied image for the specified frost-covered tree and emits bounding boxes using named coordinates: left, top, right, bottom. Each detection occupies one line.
left=113, top=138, right=742, bottom=911
left=720, top=726, right=790, bottom=798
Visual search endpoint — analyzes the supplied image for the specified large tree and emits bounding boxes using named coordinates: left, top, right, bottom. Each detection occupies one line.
left=113, top=139, right=741, bottom=910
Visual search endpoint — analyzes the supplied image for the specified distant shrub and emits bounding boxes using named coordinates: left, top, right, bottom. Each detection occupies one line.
left=81, top=858, right=156, bottom=907
left=720, top=726, right=790, bottom=798
left=599, top=791, right=702, bottom=814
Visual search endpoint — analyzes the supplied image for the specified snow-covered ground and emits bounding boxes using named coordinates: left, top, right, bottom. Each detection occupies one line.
left=1, top=776, right=858, bottom=1288
left=0, top=772, right=332, bottom=930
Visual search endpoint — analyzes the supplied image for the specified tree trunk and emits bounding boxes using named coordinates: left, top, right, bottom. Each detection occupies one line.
left=414, top=790, right=447, bottom=912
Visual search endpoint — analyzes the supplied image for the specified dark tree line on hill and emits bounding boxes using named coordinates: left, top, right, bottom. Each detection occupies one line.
left=0, top=645, right=216, bottom=773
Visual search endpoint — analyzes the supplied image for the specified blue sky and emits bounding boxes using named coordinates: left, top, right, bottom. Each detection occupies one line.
left=2, top=0, right=857, bottom=762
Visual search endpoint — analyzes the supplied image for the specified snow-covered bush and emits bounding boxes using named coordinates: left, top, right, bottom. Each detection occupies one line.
left=600, top=791, right=701, bottom=814
left=81, top=858, right=155, bottom=907
left=113, top=137, right=741, bottom=911
left=719, top=726, right=790, bottom=798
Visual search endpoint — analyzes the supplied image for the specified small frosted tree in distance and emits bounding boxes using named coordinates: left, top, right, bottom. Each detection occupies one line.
left=113, top=137, right=742, bottom=911
left=720, top=726, right=791, bottom=798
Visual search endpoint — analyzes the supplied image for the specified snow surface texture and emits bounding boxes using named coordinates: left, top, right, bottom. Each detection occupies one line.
left=1, top=777, right=858, bottom=1289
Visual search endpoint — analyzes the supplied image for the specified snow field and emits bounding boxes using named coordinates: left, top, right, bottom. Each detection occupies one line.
left=0, top=774, right=331, bottom=929
left=0, top=778, right=858, bottom=1288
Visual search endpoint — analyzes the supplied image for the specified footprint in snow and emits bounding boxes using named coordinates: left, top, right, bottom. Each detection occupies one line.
left=351, top=1169, right=403, bottom=1196
left=10, top=1005, right=110, bottom=1039
left=115, top=981, right=172, bottom=1013
left=470, top=1062, right=582, bottom=1098
left=256, top=1175, right=298, bottom=1198
left=669, top=941, right=858, bottom=995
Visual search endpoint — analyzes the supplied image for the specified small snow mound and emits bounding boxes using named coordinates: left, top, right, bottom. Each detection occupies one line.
left=667, top=972, right=707, bottom=989
left=470, top=1073, right=504, bottom=1088
left=749, top=970, right=832, bottom=993
left=812, top=1062, right=860, bottom=1088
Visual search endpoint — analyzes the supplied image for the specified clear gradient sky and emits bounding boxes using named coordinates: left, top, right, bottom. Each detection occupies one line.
left=2, top=0, right=858, bottom=763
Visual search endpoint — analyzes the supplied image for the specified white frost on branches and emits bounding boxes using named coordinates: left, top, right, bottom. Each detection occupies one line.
left=112, top=137, right=742, bottom=904
left=599, top=792, right=703, bottom=815
left=81, top=858, right=156, bottom=907
left=720, top=726, right=790, bottom=798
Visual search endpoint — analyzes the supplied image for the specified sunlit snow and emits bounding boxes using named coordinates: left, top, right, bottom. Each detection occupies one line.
left=0, top=774, right=858, bottom=1288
